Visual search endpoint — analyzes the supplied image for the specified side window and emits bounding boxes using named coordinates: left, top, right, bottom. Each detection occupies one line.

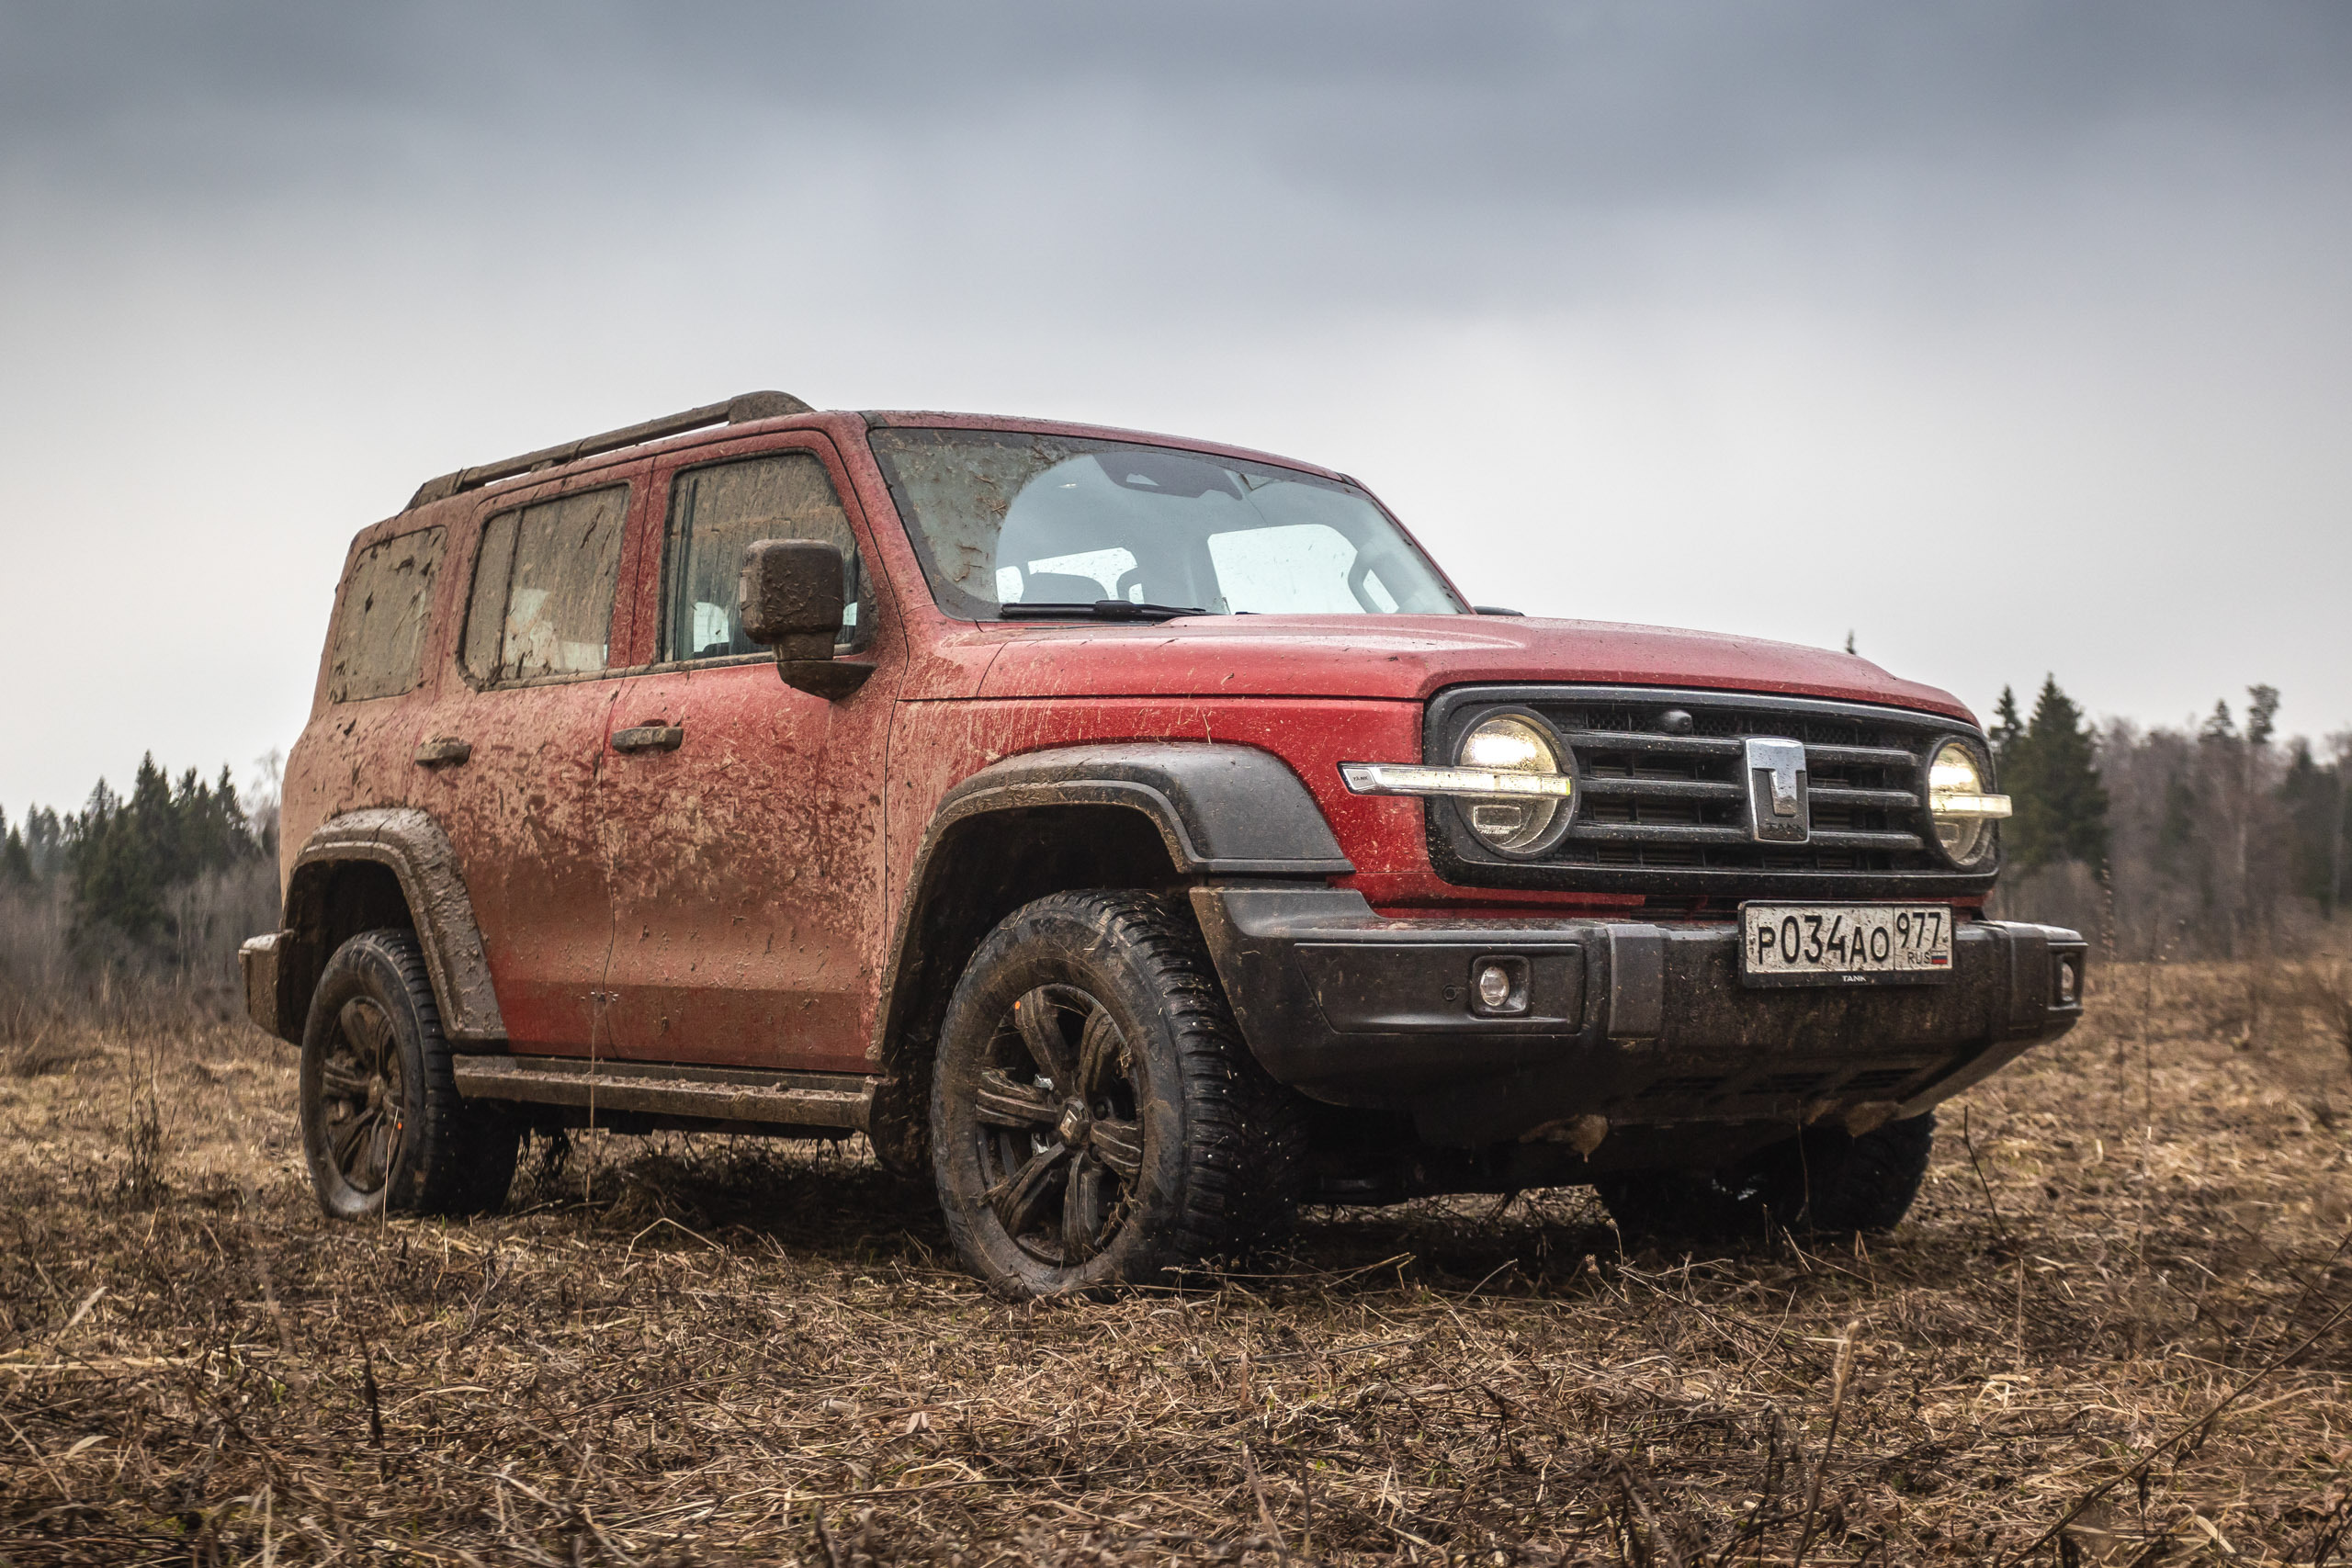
left=663, top=452, right=871, bottom=661
left=463, top=486, right=629, bottom=682
left=326, top=527, right=446, bottom=702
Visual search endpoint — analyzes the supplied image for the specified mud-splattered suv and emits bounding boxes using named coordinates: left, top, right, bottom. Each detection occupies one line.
left=243, top=391, right=2084, bottom=1296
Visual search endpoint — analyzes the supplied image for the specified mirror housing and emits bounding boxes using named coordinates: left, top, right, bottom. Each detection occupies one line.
left=738, top=539, right=873, bottom=699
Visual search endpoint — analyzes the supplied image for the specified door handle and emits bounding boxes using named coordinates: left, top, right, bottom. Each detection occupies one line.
left=413, top=738, right=472, bottom=767
left=612, top=724, right=685, bottom=754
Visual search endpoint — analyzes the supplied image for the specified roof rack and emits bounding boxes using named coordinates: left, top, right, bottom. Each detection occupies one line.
left=405, top=389, right=814, bottom=510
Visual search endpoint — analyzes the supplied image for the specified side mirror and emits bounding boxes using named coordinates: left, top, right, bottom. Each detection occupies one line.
left=738, top=539, right=873, bottom=699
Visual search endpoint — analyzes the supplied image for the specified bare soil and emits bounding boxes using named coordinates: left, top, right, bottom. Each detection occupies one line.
left=5, top=959, right=2351, bottom=1565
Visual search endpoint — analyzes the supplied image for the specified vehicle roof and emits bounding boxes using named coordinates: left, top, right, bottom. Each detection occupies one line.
left=854, top=411, right=1354, bottom=485
left=395, top=395, right=1355, bottom=521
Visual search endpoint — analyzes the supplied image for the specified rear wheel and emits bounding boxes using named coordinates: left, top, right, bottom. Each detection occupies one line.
left=299, top=929, right=518, bottom=1220
left=1596, top=1111, right=1935, bottom=1243
left=930, top=891, right=1305, bottom=1298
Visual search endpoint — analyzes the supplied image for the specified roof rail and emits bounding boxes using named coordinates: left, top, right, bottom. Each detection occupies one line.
left=405, top=389, right=814, bottom=510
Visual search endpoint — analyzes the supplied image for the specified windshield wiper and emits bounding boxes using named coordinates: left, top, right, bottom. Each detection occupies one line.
left=995, top=600, right=1210, bottom=623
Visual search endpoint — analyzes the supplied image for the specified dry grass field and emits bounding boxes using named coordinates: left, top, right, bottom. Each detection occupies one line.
left=6, top=957, right=2352, bottom=1566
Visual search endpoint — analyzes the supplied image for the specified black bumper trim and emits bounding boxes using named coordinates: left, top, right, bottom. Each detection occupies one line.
left=1190, top=886, right=2083, bottom=1148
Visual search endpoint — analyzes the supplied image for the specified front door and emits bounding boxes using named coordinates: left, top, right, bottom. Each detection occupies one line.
left=411, top=471, right=642, bottom=1052
left=593, top=437, right=897, bottom=1072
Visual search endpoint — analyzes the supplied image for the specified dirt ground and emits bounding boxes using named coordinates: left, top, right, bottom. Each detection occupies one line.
left=5, top=959, right=2351, bottom=1565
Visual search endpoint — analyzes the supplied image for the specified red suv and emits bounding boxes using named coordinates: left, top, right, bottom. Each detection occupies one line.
left=243, top=391, right=2083, bottom=1296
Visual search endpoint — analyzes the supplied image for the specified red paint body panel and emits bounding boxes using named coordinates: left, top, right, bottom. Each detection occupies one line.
left=284, top=405, right=1990, bottom=1077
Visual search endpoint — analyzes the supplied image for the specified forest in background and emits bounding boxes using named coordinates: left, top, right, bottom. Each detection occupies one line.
left=1989, top=679, right=2351, bottom=958
left=1, top=679, right=2346, bottom=1029
left=0, top=755, right=279, bottom=1030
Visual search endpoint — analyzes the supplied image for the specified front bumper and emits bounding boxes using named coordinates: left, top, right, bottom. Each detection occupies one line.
left=1191, top=886, right=2083, bottom=1155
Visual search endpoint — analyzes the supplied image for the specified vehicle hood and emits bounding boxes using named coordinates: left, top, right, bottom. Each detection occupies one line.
left=973, top=614, right=1975, bottom=723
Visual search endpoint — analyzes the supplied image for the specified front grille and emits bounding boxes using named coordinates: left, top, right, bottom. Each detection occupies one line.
left=1563, top=714, right=1923, bottom=873
left=1424, top=683, right=1996, bottom=900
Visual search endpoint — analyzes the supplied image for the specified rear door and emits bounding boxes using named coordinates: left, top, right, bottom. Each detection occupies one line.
left=408, top=468, right=645, bottom=1052
left=592, top=434, right=898, bottom=1071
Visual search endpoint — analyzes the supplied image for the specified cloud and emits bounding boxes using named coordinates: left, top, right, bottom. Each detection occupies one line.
left=2, top=1, right=2350, bottom=814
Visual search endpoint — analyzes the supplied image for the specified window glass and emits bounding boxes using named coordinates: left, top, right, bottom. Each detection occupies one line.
left=868, top=429, right=1464, bottom=620
left=662, top=452, right=869, bottom=660
left=1206, top=524, right=1368, bottom=614
left=463, top=486, right=628, bottom=682
left=326, top=527, right=446, bottom=702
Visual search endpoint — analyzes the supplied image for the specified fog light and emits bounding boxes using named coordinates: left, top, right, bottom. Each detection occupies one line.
left=2056, top=957, right=2078, bottom=1006
left=1469, top=955, right=1530, bottom=1016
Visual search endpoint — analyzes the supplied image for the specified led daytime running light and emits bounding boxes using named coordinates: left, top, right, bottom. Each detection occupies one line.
left=1340, top=762, right=1573, bottom=800
left=1928, top=790, right=2012, bottom=818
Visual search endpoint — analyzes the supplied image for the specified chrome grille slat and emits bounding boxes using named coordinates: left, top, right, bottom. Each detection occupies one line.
left=1567, top=823, right=1751, bottom=845
left=1804, top=744, right=1918, bottom=768
left=1808, top=829, right=1925, bottom=852
left=1808, top=786, right=1920, bottom=809
left=1566, top=824, right=1922, bottom=851
left=1577, top=777, right=1743, bottom=802
left=1559, top=730, right=1741, bottom=756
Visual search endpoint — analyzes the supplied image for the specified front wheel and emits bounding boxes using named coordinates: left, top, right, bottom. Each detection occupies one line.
left=930, top=891, right=1305, bottom=1298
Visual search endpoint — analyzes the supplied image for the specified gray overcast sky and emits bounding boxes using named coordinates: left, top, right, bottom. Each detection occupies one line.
left=5, top=1, right=2349, bottom=821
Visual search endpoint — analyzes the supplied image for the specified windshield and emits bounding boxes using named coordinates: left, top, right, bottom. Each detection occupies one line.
left=866, top=428, right=1465, bottom=620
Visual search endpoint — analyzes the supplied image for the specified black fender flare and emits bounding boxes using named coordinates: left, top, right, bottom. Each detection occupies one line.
left=274, top=807, right=505, bottom=1043
left=923, top=742, right=1353, bottom=879
left=863, top=742, right=1351, bottom=1167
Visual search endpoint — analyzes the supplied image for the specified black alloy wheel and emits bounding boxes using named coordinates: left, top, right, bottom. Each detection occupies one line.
left=316, top=992, right=409, bottom=1200
left=973, top=983, right=1146, bottom=1268
left=300, top=928, right=517, bottom=1220
left=931, top=891, right=1305, bottom=1299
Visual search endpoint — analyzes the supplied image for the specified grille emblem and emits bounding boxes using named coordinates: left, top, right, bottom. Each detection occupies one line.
left=1743, top=737, right=1810, bottom=843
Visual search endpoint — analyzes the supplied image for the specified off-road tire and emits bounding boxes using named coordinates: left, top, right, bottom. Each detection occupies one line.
left=1596, top=1111, right=1935, bottom=1243
left=299, top=929, right=519, bottom=1220
left=931, top=891, right=1306, bottom=1298
left=1803, top=1111, right=1936, bottom=1233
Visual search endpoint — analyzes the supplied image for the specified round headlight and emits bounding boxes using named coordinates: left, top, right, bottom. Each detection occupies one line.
left=1457, top=714, right=1571, bottom=853
left=1928, top=739, right=1998, bottom=867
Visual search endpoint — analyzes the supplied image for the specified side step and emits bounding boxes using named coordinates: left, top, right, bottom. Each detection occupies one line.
left=450, top=1054, right=873, bottom=1132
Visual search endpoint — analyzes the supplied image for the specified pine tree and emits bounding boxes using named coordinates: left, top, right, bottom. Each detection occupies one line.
left=21, top=807, right=63, bottom=879
left=71, top=766, right=167, bottom=946
left=2000, top=675, right=2109, bottom=873
left=1, top=807, right=31, bottom=886
left=2246, top=685, right=2281, bottom=748
left=1990, top=686, right=2025, bottom=769
left=2278, top=739, right=2346, bottom=913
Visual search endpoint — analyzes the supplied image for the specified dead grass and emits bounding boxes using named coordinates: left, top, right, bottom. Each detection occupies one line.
left=5, top=959, right=2352, bottom=1565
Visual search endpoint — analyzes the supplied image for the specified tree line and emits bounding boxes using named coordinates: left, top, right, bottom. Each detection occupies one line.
left=2, top=754, right=279, bottom=991
left=1990, top=677, right=2350, bottom=957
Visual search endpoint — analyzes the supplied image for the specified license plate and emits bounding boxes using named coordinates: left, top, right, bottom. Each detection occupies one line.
left=1739, top=903, right=1954, bottom=987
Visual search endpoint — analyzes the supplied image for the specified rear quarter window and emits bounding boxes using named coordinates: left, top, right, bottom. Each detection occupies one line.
left=462, top=486, right=630, bottom=682
left=326, top=528, right=447, bottom=703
